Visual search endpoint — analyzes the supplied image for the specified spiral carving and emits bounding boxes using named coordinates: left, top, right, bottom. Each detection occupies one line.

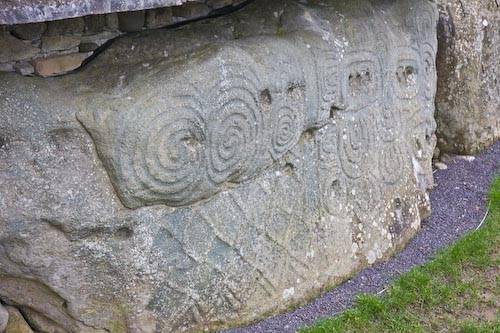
left=208, top=84, right=263, bottom=184
left=342, top=51, right=382, bottom=111
left=378, top=143, right=405, bottom=185
left=378, top=105, right=400, bottom=143
left=319, top=124, right=339, bottom=164
left=391, top=47, right=420, bottom=101
left=317, top=124, right=347, bottom=217
left=338, top=114, right=371, bottom=179
left=133, top=95, right=207, bottom=205
left=420, top=43, right=436, bottom=101
left=352, top=176, right=381, bottom=215
left=271, top=105, right=300, bottom=160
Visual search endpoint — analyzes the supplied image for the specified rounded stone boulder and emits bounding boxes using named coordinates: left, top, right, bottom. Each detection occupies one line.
left=0, top=0, right=438, bottom=332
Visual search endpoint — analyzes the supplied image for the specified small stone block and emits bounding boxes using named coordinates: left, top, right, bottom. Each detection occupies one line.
left=172, top=3, right=211, bottom=19
left=12, top=22, right=46, bottom=40
left=0, top=62, right=15, bottom=72
left=84, top=15, right=107, bottom=34
left=14, top=61, right=35, bottom=76
left=145, top=7, right=174, bottom=29
left=118, top=11, right=145, bottom=32
left=207, top=0, right=234, bottom=10
left=41, top=35, right=80, bottom=52
left=46, top=17, right=85, bottom=36
left=105, top=13, right=120, bottom=31
left=32, top=52, right=91, bottom=77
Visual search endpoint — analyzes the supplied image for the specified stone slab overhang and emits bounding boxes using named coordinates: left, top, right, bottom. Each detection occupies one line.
left=0, top=0, right=196, bottom=25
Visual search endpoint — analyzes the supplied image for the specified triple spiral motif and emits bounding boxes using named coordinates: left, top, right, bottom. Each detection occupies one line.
left=122, top=50, right=305, bottom=207
left=78, top=33, right=435, bottom=209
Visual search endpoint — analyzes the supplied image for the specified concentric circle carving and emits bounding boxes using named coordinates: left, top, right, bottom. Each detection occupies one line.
left=133, top=96, right=207, bottom=205
left=271, top=105, right=300, bottom=159
left=208, top=85, right=263, bottom=184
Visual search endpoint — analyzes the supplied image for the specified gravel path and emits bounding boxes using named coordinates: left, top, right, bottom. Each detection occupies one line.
left=224, top=141, right=500, bottom=333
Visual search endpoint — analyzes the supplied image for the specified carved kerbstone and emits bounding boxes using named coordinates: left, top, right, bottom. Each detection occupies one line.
left=0, top=0, right=437, bottom=332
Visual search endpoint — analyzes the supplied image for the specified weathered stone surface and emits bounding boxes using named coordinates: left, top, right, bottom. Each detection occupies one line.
left=19, top=307, right=68, bottom=333
left=4, top=306, right=33, bottom=333
left=118, top=11, right=146, bottom=32
left=41, top=35, right=81, bottom=52
left=11, top=22, right=46, bottom=40
left=207, top=0, right=234, bottom=10
left=0, top=62, right=14, bottom=72
left=0, top=0, right=437, bottom=332
left=0, top=304, right=8, bottom=333
left=45, top=17, right=85, bottom=36
left=145, top=7, right=174, bottom=29
left=84, top=15, right=107, bottom=34
left=435, top=0, right=500, bottom=154
left=172, top=3, right=210, bottom=19
left=14, top=61, right=34, bottom=76
left=105, top=13, right=119, bottom=31
left=0, top=32, right=39, bottom=63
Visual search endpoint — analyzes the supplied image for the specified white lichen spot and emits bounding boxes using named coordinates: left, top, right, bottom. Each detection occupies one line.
left=351, top=242, right=359, bottom=253
left=411, top=218, right=420, bottom=230
left=367, top=250, right=377, bottom=264
left=282, top=287, right=295, bottom=300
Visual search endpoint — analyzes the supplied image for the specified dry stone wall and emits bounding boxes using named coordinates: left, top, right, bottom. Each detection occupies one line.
left=0, top=0, right=437, bottom=332
left=0, top=0, right=246, bottom=77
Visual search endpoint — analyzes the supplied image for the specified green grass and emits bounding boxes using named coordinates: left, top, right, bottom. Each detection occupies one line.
left=301, top=177, right=500, bottom=333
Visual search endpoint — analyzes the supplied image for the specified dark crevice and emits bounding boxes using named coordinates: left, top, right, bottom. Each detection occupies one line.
left=394, top=197, right=402, bottom=209
left=260, top=88, right=272, bottom=105
left=10, top=306, right=38, bottom=332
left=283, top=162, right=295, bottom=175
left=18, top=307, right=54, bottom=332
left=115, top=226, right=134, bottom=239
left=329, top=104, right=345, bottom=118
left=0, top=135, right=8, bottom=149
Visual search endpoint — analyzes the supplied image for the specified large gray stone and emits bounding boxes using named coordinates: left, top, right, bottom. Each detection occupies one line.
left=0, top=0, right=197, bottom=25
left=0, top=0, right=437, bottom=332
left=435, top=0, right=500, bottom=154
